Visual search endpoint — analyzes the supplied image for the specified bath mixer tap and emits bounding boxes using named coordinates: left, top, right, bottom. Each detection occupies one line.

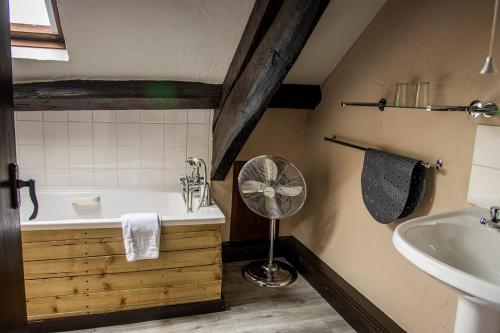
left=181, top=177, right=194, bottom=213
left=180, top=157, right=213, bottom=212
left=480, top=206, right=500, bottom=229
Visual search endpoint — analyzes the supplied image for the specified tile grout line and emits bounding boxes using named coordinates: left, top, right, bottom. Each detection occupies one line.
left=139, top=111, right=143, bottom=188
left=91, top=111, right=96, bottom=188
left=41, top=113, right=48, bottom=187
left=114, top=111, right=118, bottom=188
left=90, top=113, right=95, bottom=187
left=65, top=112, right=71, bottom=187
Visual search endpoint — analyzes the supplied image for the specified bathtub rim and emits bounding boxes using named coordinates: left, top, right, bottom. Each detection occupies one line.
left=20, top=187, right=225, bottom=231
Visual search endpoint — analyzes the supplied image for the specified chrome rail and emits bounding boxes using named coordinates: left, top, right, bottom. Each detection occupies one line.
left=341, top=99, right=499, bottom=117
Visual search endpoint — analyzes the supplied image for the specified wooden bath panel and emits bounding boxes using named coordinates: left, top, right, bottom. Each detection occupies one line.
left=24, top=264, right=221, bottom=299
left=24, top=247, right=221, bottom=279
left=27, top=280, right=222, bottom=320
left=23, top=230, right=221, bottom=261
left=22, top=224, right=221, bottom=243
left=22, top=224, right=223, bottom=320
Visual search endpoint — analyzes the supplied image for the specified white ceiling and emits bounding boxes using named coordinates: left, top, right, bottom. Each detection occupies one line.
left=12, top=0, right=386, bottom=85
left=285, top=0, right=386, bottom=84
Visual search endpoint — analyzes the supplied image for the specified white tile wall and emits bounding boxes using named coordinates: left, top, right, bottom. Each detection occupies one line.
left=468, top=125, right=500, bottom=208
left=15, top=109, right=212, bottom=189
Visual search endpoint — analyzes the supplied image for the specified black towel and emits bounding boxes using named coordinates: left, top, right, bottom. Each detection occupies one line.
left=361, top=149, right=426, bottom=224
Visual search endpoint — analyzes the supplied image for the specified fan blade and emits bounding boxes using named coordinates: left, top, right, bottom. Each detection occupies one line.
left=264, top=158, right=278, bottom=183
left=265, top=196, right=280, bottom=217
left=240, top=180, right=266, bottom=194
left=276, top=185, right=303, bottom=197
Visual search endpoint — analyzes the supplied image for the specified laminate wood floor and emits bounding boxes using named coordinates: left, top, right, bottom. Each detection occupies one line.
left=70, top=260, right=355, bottom=333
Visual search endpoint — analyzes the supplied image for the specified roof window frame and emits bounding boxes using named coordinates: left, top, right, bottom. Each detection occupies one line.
left=10, top=0, right=65, bottom=49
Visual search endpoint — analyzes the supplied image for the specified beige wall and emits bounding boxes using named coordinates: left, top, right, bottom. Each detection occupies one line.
left=211, top=108, right=308, bottom=241
left=282, top=0, right=500, bottom=332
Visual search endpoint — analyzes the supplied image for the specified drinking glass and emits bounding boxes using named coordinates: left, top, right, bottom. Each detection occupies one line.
left=394, top=83, right=410, bottom=107
left=414, top=82, right=430, bottom=108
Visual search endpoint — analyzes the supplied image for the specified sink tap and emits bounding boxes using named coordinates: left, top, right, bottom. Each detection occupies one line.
left=480, top=206, right=500, bottom=228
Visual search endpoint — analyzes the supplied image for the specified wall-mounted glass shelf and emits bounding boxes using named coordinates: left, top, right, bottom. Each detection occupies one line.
left=341, top=99, right=499, bottom=118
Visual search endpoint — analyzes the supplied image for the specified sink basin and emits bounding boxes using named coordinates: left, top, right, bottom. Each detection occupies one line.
left=393, top=207, right=500, bottom=333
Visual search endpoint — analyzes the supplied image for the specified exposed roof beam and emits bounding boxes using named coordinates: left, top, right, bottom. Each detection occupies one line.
left=13, top=80, right=321, bottom=111
left=211, top=0, right=329, bottom=180
left=214, top=0, right=284, bottom=125
left=13, top=80, right=220, bottom=111
left=269, top=84, right=321, bottom=110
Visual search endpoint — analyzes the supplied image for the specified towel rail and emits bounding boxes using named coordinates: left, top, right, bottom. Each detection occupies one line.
left=324, top=136, right=444, bottom=171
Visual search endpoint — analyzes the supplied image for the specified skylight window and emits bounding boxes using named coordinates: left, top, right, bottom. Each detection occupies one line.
left=10, top=0, right=51, bottom=26
left=9, top=0, right=65, bottom=49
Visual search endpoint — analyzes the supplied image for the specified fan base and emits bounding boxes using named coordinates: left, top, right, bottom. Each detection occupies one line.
left=242, top=260, right=298, bottom=288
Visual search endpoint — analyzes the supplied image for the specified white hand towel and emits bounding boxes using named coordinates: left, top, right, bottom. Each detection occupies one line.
left=120, top=213, right=161, bottom=262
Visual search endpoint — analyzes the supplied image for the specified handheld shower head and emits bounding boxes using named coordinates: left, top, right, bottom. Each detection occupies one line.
left=186, top=157, right=202, bottom=167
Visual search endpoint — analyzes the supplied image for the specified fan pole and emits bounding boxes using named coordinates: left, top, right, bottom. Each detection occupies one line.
left=268, top=219, right=276, bottom=269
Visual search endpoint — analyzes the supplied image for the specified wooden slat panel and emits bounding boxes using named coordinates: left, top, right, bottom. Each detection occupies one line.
left=25, top=264, right=221, bottom=299
left=27, top=280, right=221, bottom=320
left=23, top=230, right=221, bottom=261
left=22, top=224, right=221, bottom=243
left=28, top=296, right=220, bottom=321
left=29, top=296, right=221, bottom=322
left=24, top=247, right=221, bottom=279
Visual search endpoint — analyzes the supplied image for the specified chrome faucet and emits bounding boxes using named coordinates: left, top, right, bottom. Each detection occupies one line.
left=480, top=206, right=500, bottom=229
left=180, top=157, right=213, bottom=212
left=181, top=176, right=194, bottom=213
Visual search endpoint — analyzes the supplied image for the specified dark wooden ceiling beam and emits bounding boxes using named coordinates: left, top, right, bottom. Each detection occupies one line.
left=13, top=80, right=321, bottom=111
left=13, top=80, right=221, bottom=111
left=214, top=0, right=284, bottom=125
left=269, top=84, right=321, bottom=109
left=211, top=0, right=329, bottom=180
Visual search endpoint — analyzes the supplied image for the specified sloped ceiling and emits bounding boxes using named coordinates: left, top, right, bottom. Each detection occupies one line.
left=286, top=0, right=386, bottom=84
left=12, top=0, right=386, bottom=85
left=12, top=0, right=254, bottom=83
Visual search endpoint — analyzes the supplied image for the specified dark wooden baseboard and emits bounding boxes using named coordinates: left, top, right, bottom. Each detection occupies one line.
left=27, top=298, right=225, bottom=333
left=222, top=236, right=405, bottom=333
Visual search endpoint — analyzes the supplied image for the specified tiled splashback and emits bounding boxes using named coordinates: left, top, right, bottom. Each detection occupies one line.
left=468, top=125, right=500, bottom=208
left=15, top=109, right=212, bottom=189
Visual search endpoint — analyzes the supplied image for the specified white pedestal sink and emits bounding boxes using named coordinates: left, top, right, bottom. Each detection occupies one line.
left=393, top=207, right=500, bottom=333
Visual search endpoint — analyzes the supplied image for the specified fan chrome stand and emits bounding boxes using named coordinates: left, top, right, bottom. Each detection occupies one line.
left=242, top=219, right=298, bottom=287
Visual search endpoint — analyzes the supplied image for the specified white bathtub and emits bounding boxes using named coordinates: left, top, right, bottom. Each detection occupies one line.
left=20, top=188, right=225, bottom=231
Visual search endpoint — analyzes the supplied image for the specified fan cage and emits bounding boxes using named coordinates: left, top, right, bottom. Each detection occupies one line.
left=237, top=155, right=307, bottom=220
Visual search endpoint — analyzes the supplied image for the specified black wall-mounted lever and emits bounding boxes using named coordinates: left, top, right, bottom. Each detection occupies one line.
left=9, top=163, right=38, bottom=220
